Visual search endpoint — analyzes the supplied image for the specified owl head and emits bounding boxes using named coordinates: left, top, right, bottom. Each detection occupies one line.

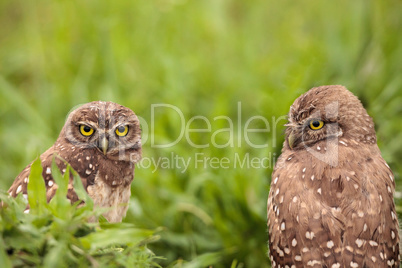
left=285, top=85, right=376, bottom=151
left=59, top=101, right=142, bottom=163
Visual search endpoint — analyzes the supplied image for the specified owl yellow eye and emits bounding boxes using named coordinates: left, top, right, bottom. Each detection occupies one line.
left=309, top=120, right=324, bottom=130
left=79, top=125, right=94, bottom=136
left=115, top=125, right=129, bottom=137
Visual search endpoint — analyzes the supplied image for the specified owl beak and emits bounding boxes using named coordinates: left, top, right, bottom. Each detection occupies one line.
left=288, top=132, right=295, bottom=150
left=101, top=137, right=109, bottom=155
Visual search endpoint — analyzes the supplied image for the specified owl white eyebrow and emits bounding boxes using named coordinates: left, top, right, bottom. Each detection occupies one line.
left=111, top=122, right=130, bottom=129
left=76, top=121, right=97, bottom=128
left=303, top=118, right=324, bottom=126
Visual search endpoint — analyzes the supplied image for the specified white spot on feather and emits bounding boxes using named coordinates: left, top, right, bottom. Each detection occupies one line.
left=46, top=167, right=51, bottom=174
left=275, top=188, right=279, bottom=196
left=387, top=260, right=395, bottom=266
left=339, top=141, right=347, bottom=146
left=305, top=231, right=314, bottom=240
left=327, top=240, right=334, bottom=249
left=292, top=238, right=297, bottom=247
left=346, top=246, right=353, bottom=252
left=16, top=185, right=22, bottom=194
left=350, top=262, right=358, bottom=268
left=307, top=260, right=322, bottom=266
left=48, top=180, right=54, bottom=187
left=273, top=177, right=278, bottom=184
left=355, top=239, right=364, bottom=248
left=391, top=211, right=396, bottom=220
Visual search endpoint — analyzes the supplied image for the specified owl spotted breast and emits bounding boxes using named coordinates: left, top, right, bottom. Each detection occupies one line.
left=8, top=101, right=142, bottom=222
left=267, top=85, right=400, bottom=267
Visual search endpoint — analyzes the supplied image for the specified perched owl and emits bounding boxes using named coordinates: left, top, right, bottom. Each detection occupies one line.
left=8, top=101, right=142, bottom=222
left=267, top=85, right=400, bottom=267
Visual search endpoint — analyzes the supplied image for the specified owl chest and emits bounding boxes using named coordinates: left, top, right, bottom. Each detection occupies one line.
left=86, top=173, right=131, bottom=223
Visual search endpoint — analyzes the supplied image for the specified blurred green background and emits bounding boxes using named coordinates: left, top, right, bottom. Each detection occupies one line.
left=1, top=0, right=401, bottom=267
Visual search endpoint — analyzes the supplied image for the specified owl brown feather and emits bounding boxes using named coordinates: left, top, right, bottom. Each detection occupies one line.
left=267, top=85, right=400, bottom=267
left=8, top=101, right=142, bottom=222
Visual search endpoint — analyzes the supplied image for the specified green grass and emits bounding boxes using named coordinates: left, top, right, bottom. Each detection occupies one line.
left=0, top=158, right=159, bottom=267
left=0, top=0, right=402, bottom=267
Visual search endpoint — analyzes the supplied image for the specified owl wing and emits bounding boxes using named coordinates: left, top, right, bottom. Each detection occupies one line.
left=8, top=164, right=31, bottom=199
left=268, top=152, right=344, bottom=267
left=8, top=147, right=81, bottom=205
left=339, top=147, right=400, bottom=267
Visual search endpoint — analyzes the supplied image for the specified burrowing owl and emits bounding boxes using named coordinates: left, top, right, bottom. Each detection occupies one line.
left=267, top=85, right=399, bottom=267
left=8, top=101, right=142, bottom=222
